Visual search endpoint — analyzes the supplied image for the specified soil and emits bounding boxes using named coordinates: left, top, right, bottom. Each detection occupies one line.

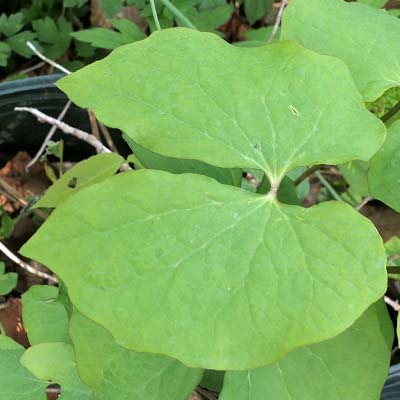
left=362, top=204, right=400, bottom=241
left=0, top=298, right=29, bottom=348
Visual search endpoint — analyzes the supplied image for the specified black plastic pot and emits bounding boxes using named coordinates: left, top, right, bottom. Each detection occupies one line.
left=0, top=74, right=129, bottom=165
left=381, top=363, right=400, bottom=400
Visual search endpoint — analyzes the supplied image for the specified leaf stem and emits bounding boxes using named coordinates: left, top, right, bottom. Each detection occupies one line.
left=0, top=321, right=5, bottom=335
left=315, top=171, right=343, bottom=202
left=150, top=0, right=162, bottom=31
left=381, top=100, right=400, bottom=123
left=355, top=195, right=372, bottom=211
left=196, top=387, right=217, bottom=400
left=159, top=0, right=198, bottom=30
left=294, top=164, right=322, bottom=186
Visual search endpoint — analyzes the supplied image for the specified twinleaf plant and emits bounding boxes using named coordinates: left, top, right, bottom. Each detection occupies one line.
left=2, top=0, right=400, bottom=398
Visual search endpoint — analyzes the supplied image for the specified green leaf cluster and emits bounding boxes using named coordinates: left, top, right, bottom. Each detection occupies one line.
left=71, top=19, right=146, bottom=50
left=0, top=284, right=203, bottom=399
left=128, top=0, right=234, bottom=33
left=8, top=0, right=400, bottom=397
left=0, top=3, right=74, bottom=68
left=1, top=0, right=239, bottom=74
left=0, top=12, right=38, bottom=65
left=243, top=0, right=274, bottom=25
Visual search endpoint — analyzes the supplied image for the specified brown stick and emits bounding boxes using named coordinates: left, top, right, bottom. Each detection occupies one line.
left=88, top=110, right=101, bottom=140
left=98, top=122, right=118, bottom=152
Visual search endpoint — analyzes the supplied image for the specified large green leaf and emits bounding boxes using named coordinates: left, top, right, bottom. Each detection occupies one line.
left=21, top=343, right=94, bottom=400
left=281, top=0, right=400, bottom=102
left=219, top=302, right=392, bottom=400
left=57, top=28, right=384, bottom=185
left=369, top=120, right=400, bottom=211
left=69, top=310, right=203, bottom=400
left=35, top=153, right=124, bottom=208
left=22, top=285, right=71, bottom=345
left=0, top=335, right=47, bottom=400
left=125, top=137, right=242, bottom=186
left=22, top=170, right=387, bottom=370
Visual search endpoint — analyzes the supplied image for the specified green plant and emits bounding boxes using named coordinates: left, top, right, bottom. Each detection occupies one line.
left=3, top=0, right=400, bottom=398
left=0, top=262, right=17, bottom=296
left=1, top=0, right=281, bottom=76
left=0, top=2, right=75, bottom=71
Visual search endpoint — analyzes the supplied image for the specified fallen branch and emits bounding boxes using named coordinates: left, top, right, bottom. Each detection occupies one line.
left=26, top=101, right=72, bottom=171
left=0, top=241, right=58, bottom=283
left=23, top=43, right=75, bottom=171
left=14, top=107, right=111, bottom=154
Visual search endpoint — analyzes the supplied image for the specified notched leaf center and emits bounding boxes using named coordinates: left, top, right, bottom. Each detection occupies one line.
left=267, top=179, right=280, bottom=199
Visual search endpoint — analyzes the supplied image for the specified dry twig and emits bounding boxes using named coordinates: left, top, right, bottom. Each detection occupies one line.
left=14, top=107, right=111, bottom=154
left=98, top=122, right=118, bottom=152
left=88, top=110, right=101, bottom=140
left=27, top=41, right=71, bottom=75
left=23, top=43, right=74, bottom=170
left=268, top=0, right=288, bottom=44
left=384, top=295, right=400, bottom=312
left=19, top=61, right=46, bottom=75
left=26, top=101, right=72, bottom=171
left=0, top=241, right=58, bottom=283
left=0, top=177, right=48, bottom=219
